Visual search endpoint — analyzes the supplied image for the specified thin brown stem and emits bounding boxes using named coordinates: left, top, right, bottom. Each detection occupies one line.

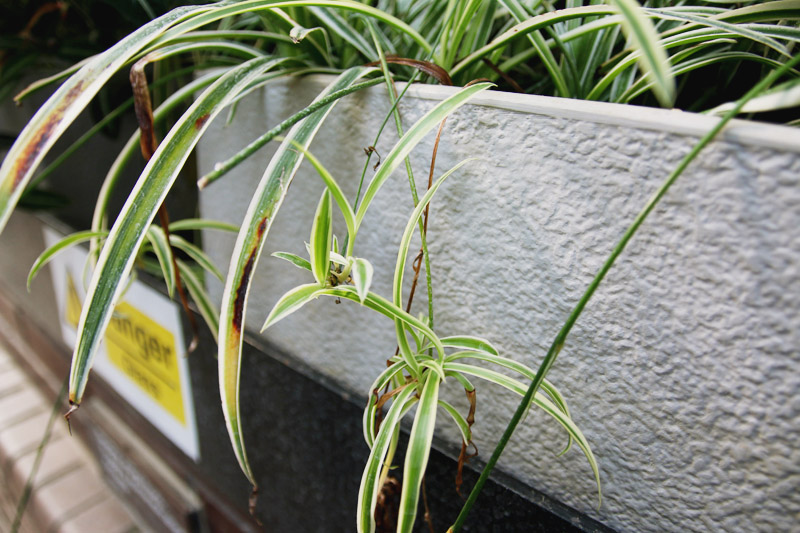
left=422, top=476, right=435, bottom=533
left=130, top=60, right=199, bottom=352
left=481, top=58, right=524, bottom=93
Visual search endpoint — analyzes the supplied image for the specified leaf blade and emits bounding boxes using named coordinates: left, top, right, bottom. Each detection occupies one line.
left=611, top=0, right=676, bottom=107
left=351, top=257, right=374, bottom=304
left=68, top=55, right=280, bottom=409
left=397, top=372, right=440, bottom=533
left=310, top=190, right=333, bottom=285
left=0, top=3, right=211, bottom=235
left=217, top=67, right=376, bottom=487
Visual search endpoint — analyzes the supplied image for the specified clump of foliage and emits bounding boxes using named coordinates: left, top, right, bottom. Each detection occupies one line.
left=1, top=1, right=799, bottom=531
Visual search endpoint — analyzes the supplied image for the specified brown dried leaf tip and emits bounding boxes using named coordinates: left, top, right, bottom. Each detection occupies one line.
left=249, top=485, right=262, bottom=525
left=455, top=389, right=478, bottom=496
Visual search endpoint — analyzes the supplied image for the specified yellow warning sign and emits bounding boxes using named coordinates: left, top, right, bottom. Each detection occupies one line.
left=105, top=302, right=186, bottom=425
left=64, top=271, right=185, bottom=425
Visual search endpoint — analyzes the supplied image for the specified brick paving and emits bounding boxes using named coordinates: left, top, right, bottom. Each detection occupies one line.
left=0, top=343, right=142, bottom=533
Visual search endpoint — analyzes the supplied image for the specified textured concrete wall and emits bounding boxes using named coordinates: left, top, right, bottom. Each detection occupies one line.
left=197, top=77, right=800, bottom=532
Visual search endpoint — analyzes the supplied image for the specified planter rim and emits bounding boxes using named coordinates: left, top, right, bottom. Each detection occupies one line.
left=288, top=74, right=800, bottom=153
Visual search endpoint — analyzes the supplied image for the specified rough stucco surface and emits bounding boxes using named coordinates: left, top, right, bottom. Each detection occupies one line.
left=196, top=78, right=800, bottom=533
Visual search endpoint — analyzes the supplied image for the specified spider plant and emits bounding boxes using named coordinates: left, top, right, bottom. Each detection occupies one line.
left=259, top=139, right=599, bottom=531
left=1, top=0, right=799, bottom=531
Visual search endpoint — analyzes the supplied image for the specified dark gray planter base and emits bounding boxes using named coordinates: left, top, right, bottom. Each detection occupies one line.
left=187, top=313, right=613, bottom=532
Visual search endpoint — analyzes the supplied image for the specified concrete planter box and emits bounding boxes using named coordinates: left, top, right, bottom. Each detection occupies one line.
left=197, top=78, right=800, bottom=533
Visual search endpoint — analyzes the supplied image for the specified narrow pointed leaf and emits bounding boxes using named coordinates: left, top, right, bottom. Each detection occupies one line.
left=176, top=259, right=219, bottom=342
left=310, top=190, right=333, bottom=285
left=322, top=286, right=445, bottom=363
left=357, top=385, right=417, bottom=533
left=444, top=352, right=571, bottom=418
left=145, top=226, right=176, bottom=297
left=309, top=6, right=378, bottom=61
left=272, top=251, right=312, bottom=272
left=286, top=140, right=356, bottom=241
left=397, top=373, right=440, bottom=533
left=708, top=79, right=800, bottom=115
left=27, top=230, right=107, bottom=290
left=199, top=77, right=383, bottom=188
left=261, top=283, right=325, bottom=331
left=497, top=0, right=569, bottom=96
left=68, top=55, right=279, bottom=409
left=446, top=362, right=601, bottom=503
left=648, top=8, right=790, bottom=57
left=452, top=6, right=616, bottom=75
left=217, top=67, right=376, bottom=487
left=393, top=159, right=476, bottom=309
left=330, top=251, right=348, bottom=265
left=154, top=1, right=432, bottom=55
left=91, top=71, right=223, bottom=243
left=0, top=3, right=211, bottom=236
left=351, top=257, right=373, bottom=304
left=390, top=158, right=476, bottom=371
left=611, top=0, right=675, bottom=107
left=438, top=399, right=472, bottom=444
left=169, top=234, right=225, bottom=282
left=427, top=335, right=499, bottom=356
left=168, top=218, right=239, bottom=233
left=363, top=362, right=409, bottom=447
left=355, top=87, right=490, bottom=227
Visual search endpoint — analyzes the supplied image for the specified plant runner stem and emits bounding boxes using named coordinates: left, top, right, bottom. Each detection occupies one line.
left=131, top=60, right=199, bottom=352
left=198, top=77, right=384, bottom=188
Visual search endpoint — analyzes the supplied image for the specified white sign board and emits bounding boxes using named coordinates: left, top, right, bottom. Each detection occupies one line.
left=44, top=227, right=200, bottom=461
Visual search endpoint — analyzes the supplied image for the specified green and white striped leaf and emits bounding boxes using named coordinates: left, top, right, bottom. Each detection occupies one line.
left=351, top=257, right=373, bottom=304
left=708, top=78, right=800, bottom=115
left=90, top=71, right=224, bottom=245
left=310, top=190, right=333, bottom=285
left=397, top=372, right=440, bottom=533
left=362, top=361, right=409, bottom=447
left=357, top=385, right=417, bottom=533
left=497, top=0, right=569, bottom=97
left=434, top=335, right=499, bottom=356
left=0, top=3, right=211, bottom=237
left=153, top=1, right=432, bottom=55
left=272, top=251, right=312, bottom=272
left=168, top=218, right=239, bottom=233
left=355, top=87, right=490, bottom=228
left=452, top=6, right=616, bottom=76
left=390, top=158, right=476, bottom=374
left=438, top=399, right=472, bottom=445
left=27, top=230, right=108, bottom=290
left=446, top=362, right=601, bottom=503
left=261, top=283, right=324, bottom=331
left=329, top=251, right=349, bottom=266
left=285, top=140, right=357, bottom=243
left=261, top=284, right=442, bottom=359
left=67, top=55, right=279, bottom=408
left=611, top=0, right=675, bottom=107
left=217, top=67, right=376, bottom=487
left=199, top=77, right=383, bottom=188
left=176, top=259, right=219, bottom=342
left=308, top=6, right=378, bottom=61
left=145, top=226, right=176, bottom=298
left=168, top=234, right=225, bottom=282
left=648, top=8, right=790, bottom=57
left=444, top=351, right=572, bottom=421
